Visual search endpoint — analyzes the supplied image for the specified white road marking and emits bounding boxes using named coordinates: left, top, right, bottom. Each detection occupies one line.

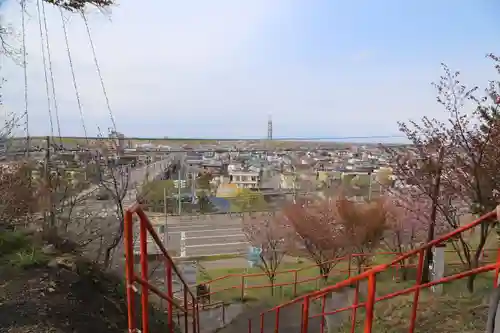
left=167, top=227, right=242, bottom=235
left=185, top=241, right=248, bottom=248
left=183, top=234, right=244, bottom=240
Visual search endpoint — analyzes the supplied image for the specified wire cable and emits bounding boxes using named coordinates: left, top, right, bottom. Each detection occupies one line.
left=41, top=0, right=62, bottom=144
left=59, top=8, right=88, bottom=143
left=81, top=11, right=117, bottom=134
left=36, top=0, right=54, bottom=138
left=20, top=0, right=29, bottom=156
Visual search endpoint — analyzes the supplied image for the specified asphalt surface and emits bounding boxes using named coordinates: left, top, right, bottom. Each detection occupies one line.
left=66, top=157, right=174, bottom=206
left=68, top=158, right=174, bottom=217
left=139, top=213, right=248, bottom=257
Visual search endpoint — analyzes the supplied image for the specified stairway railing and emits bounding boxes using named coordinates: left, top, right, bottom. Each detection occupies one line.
left=195, top=249, right=496, bottom=302
left=250, top=210, right=500, bottom=333
left=124, top=203, right=200, bottom=333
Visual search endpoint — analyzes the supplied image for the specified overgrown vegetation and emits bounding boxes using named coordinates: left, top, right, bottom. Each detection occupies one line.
left=0, top=230, right=48, bottom=268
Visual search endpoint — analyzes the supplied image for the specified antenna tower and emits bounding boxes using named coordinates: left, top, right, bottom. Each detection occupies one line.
left=267, top=115, right=273, bottom=140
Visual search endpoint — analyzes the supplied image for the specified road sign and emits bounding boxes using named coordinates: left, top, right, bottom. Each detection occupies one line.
left=173, top=180, right=187, bottom=188
left=247, top=246, right=262, bottom=268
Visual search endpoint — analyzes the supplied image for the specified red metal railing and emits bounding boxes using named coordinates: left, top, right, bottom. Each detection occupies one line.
left=124, top=203, right=200, bottom=333
left=197, top=249, right=496, bottom=302
left=248, top=210, right=500, bottom=333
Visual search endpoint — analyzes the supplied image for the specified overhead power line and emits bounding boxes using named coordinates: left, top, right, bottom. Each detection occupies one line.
left=81, top=12, right=117, bottom=135
left=59, top=8, right=88, bottom=142
left=20, top=0, right=29, bottom=155
left=36, top=0, right=54, bottom=138
left=41, top=0, right=62, bottom=143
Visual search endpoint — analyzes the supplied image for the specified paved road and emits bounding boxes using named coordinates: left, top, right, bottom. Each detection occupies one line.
left=67, top=158, right=174, bottom=218
left=138, top=213, right=248, bottom=257
left=66, top=158, right=173, bottom=207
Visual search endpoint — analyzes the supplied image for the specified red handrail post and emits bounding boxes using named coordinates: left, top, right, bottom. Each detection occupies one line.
left=347, top=254, right=352, bottom=278
left=408, top=249, right=425, bottom=333
left=196, top=303, right=201, bottom=333
left=350, top=281, right=360, bottom=333
left=494, top=247, right=500, bottom=287
left=274, top=307, right=280, bottom=333
left=293, top=270, right=298, bottom=297
left=260, top=313, right=265, bottom=333
left=248, top=318, right=252, bottom=333
left=166, top=258, right=174, bottom=333
left=363, top=273, right=376, bottom=333
left=192, top=295, right=197, bottom=333
left=125, top=205, right=201, bottom=333
left=241, top=275, right=245, bottom=301
left=139, top=218, right=150, bottom=333
left=320, top=294, right=326, bottom=333
left=183, top=285, right=189, bottom=333
left=301, top=296, right=310, bottom=333
left=124, top=210, right=136, bottom=332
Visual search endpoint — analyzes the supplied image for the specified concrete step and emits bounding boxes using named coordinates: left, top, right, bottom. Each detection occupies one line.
left=215, top=302, right=323, bottom=333
left=180, top=303, right=245, bottom=333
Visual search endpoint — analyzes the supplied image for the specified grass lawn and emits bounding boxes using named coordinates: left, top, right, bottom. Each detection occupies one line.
left=198, top=258, right=361, bottom=304
left=200, top=257, right=495, bottom=332
left=197, top=244, right=497, bottom=332
left=343, top=268, right=494, bottom=333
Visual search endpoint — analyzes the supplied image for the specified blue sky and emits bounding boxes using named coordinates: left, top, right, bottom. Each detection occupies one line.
left=1, top=1, right=499, bottom=141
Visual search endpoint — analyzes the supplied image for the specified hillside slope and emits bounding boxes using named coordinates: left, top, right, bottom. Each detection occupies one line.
left=0, top=230, right=174, bottom=333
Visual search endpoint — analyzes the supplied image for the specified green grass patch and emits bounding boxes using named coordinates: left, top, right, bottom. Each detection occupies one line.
left=198, top=259, right=353, bottom=305
left=0, top=230, right=48, bottom=268
left=344, top=270, right=493, bottom=333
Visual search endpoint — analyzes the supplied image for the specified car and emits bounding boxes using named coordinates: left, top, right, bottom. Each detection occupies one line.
left=96, top=190, right=110, bottom=200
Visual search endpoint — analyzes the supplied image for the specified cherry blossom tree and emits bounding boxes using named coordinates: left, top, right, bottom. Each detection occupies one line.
left=389, top=59, right=500, bottom=291
left=242, top=212, right=294, bottom=295
left=382, top=188, right=448, bottom=279
left=44, top=0, right=114, bottom=11
left=282, top=199, right=345, bottom=282
left=336, top=197, right=388, bottom=274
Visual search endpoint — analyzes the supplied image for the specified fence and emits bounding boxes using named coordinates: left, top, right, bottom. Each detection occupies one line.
left=198, top=248, right=497, bottom=304
left=124, top=203, right=201, bottom=333
left=247, top=210, right=500, bottom=333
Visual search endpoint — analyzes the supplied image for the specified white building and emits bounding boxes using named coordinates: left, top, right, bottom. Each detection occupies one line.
left=229, top=170, right=261, bottom=189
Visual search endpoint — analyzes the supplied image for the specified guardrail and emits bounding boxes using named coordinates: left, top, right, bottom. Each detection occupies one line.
left=249, top=210, right=500, bottom=333
left=124, top=203, right=200, bottom=333
left=197, top=248, right=496, bottom=303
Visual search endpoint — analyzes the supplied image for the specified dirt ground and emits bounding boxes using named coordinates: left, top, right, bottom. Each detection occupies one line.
left=0, top=246, right=174, bottom=333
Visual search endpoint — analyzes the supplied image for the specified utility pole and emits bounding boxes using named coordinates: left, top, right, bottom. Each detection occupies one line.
left=163, top=187, right=169, bottom=249
left=44, top=136, right=55, bottom=230
left=368, top=171, right=373, bottom=201
left=191, top=169, right=196, bottom=205
left=292, top=166, right=297, bottom=204
left=177, top=161, right=182, bottom=215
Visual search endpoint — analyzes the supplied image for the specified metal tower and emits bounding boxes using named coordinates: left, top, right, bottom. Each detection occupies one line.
left=267, top=115, right=273, bottom=140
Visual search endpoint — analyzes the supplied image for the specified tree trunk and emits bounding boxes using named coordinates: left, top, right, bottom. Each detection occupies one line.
left=400, top=260, right=408, bottom=281
left=466, top=223, right=489, bottom=293
left=466, top=254, right=481, bottom=293
left=422, top=147, right=444, bottom=283
left=466, top=272, right=476, bottom=293
left=320, top=265, right=330, bottom=285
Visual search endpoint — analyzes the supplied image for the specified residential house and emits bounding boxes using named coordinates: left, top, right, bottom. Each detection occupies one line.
left=228, top=169, right=261, bottom=189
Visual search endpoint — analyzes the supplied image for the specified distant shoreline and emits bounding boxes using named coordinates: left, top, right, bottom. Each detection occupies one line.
left=11, top=136, right=408, bottom=145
